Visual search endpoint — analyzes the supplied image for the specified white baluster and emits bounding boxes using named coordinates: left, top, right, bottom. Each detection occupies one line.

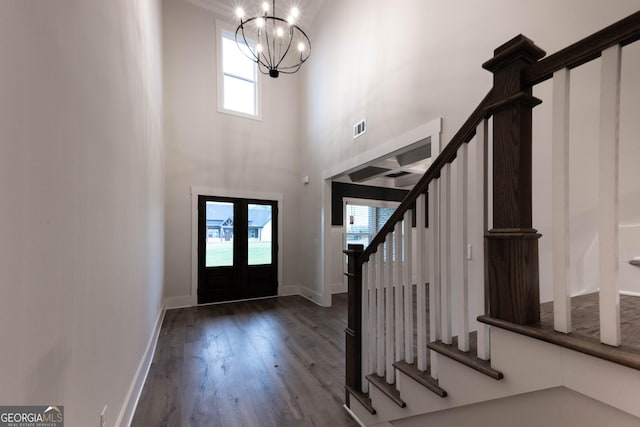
left=598, top=44, right=622, bottom=347
left=552, top=67, right=572, bottom=334
left=428, top=178, right=441, bottom=378
left=440, top=164, right=453, bottom=344
left=403, top=210, right=414, bottom=364
left=394, top=221, right=404, bottom=362
left=416, top=193, right=428, bottom=370
left=361, top=261, right=369, bottom=393
left=385, top=234, right=395, bottom=384
left=453, top=145, right=470, bottom=352
left=368, top=256, right=376, bottom=375
left=474, top=120, right=490, bottom=360
left=376, top=246, right=385, bottom=376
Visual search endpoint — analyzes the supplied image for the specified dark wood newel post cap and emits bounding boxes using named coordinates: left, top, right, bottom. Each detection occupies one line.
left=482, top=34, right=546, bottom=73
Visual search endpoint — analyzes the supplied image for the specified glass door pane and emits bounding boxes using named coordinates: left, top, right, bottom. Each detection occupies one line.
left=248, top=203, right=272, bottom=265
left=205, top=201, right=234, bottom=267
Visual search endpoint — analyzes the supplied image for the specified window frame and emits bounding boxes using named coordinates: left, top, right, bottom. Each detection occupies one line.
left=216, top=20, right=262, bottom=120
left=343, top=198, right=401, bottom=269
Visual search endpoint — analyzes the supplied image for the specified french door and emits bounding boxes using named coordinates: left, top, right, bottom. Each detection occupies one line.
left=198, top=195, right=278, bottom=303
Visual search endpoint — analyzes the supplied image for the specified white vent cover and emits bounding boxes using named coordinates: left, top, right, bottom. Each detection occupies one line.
left=353, top=119, right=367, bottom=139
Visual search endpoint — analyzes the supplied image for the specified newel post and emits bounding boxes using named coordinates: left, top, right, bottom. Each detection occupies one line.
left=344, top=244, right=364, bottom=406
left=482, top=35, right=546, bottom=325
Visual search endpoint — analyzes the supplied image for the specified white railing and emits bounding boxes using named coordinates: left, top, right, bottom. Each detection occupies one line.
left=359, top=120, right=491, bottom=390
left=550, top=42, right=629, bottom=347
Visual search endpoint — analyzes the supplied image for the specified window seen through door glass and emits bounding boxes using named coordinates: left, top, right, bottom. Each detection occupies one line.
left=205, top=201, right=234, bottom=267
left=248, top=204, right=272, bottom=265
left=345, top=204, right=398, bottom=261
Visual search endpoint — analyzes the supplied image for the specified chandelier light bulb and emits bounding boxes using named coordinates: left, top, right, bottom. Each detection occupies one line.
left=235, top=7, right=245, bottom=19
left=256, top=17, right=265, bottom=28
left=276, top=27, right=284, bottom=37
left=287, top=15, right=295, bottom=25
left=262, top=2, right=269, bottom=12
left=291, top=7, right=299, bottom=17
left=256, top=43, right=263, bottom=52
left=297, top=42, right=305, bottom=52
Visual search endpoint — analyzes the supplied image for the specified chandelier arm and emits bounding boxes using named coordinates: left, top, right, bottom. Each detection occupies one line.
left=295, top=24, right=312, bottom=59
left=273, top=63, right=302, bottom=73
left=235, top=20, right=260, bottom=63
left=274, top=25, right=294, bottom=69
left=274, top=29, right=311, bottom=70
left=257, top=61, right=270, bottom=75
left=272, top=25, right=277, bottom=65
left=266, top=16, right=295, bottom=69
left=275, top=65, right=301, bottom=74
left=265, top=19, right=277, bottom=70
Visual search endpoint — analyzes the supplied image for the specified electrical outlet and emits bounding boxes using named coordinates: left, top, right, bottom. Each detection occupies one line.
left=100, top=405, right=108, bottom=427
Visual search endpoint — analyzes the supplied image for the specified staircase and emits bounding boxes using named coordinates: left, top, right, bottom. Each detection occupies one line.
left=344, top=12, right=640, bottom=426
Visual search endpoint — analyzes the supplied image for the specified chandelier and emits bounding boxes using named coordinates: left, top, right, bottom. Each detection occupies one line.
left=235, top=1, right=311, bottom=78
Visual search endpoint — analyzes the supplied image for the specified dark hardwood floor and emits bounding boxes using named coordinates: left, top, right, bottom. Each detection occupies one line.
left=132, top=294, right=359, bottom=427
left=540, top=292, right=640, bottom=348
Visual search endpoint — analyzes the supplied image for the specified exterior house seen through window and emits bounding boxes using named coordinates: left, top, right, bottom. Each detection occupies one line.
left=345, top=202, right=398, bottom=262
left=219, top=27, right=259, bottom=118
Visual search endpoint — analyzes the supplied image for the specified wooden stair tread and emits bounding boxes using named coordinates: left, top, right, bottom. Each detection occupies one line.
left=365, top=374, right=407, bottom=408
left=345, top=385, right=376, bottom=414
left=478, top=315, right=640, bottom=371
left=428, top=338, right=504, bottom=380
left=393, top=361, right=447, bottom=398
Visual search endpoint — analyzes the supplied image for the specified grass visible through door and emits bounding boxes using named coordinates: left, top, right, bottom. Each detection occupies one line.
left=206, top=241, right=272, bottom=266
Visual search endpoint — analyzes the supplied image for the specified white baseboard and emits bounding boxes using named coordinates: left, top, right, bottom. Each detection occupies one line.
left=279, top=284, right=300, bottom=296
left=331, top=282, right=347, bottom=294
left=620, top=290, right=640, bottom=297
left=116, top=305, right=166, bottom=427
left=299, top=286, right=324, bottom=306
left=343, top=404, right=366, bottom=427
left=164, top=295, right=194, bottom=309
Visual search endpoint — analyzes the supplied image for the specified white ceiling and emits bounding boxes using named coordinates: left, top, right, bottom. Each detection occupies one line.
left=184, top=0, right=325, bottom=27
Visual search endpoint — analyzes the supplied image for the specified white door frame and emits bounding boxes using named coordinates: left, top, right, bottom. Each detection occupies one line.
left=320, top=117, right=442, bottom=306
left=190, top=186, right=284, bottom=307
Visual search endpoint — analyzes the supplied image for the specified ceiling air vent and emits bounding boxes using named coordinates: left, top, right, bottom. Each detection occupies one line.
left=353, top=119, right=367, bottom=139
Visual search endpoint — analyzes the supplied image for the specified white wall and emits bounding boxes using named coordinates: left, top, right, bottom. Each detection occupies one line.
left=162, top=0, right=303, bottom=303
left=300, top=0, right=640, bottom=303
left=0, top=1, right=164, bottom=426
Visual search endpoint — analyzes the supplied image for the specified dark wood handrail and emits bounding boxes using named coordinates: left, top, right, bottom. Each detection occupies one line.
left=359, top=89, right=494, bottom=264
left=524, top=10, right=640, bottom=86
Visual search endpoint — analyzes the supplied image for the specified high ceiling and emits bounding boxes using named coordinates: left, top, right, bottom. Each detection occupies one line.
left=185, top=0, right=325, bottom=26
left=184, top=0, right=430, bottom=190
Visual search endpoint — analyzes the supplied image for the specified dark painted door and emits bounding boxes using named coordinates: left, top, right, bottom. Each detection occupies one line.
left=198, top=196, right=278, bottom=303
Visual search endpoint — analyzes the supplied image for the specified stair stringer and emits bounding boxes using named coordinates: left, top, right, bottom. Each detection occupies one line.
left=349, top=327, right=640, bottom=426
